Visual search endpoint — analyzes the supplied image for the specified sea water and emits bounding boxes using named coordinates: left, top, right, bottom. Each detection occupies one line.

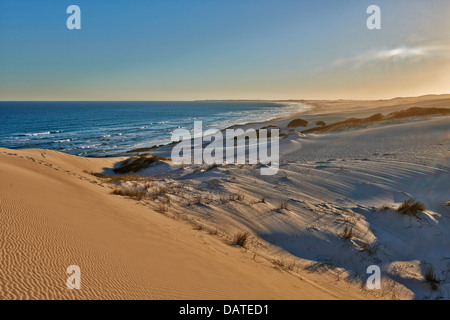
left=0, top=101, right=307, bottom=156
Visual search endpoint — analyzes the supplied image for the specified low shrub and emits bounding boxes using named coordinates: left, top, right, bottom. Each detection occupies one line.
left=397, top=199, right=426, bottom=216
left=287, top=118, right=309, bottom=128
left=234, top=232, right=250, bottom=248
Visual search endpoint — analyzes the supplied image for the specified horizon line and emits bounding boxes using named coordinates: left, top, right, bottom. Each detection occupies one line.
left=1, top=93, right=450, bottom=103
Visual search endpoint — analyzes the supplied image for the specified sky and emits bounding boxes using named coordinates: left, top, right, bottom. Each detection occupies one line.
left=0, top=0, right=449, bottom=101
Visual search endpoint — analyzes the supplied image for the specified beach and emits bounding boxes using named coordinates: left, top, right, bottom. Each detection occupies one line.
left=1, top=95, right=449, bottom=300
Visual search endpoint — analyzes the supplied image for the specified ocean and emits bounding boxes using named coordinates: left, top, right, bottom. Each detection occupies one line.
left=0, top=101, right=307, bottom=156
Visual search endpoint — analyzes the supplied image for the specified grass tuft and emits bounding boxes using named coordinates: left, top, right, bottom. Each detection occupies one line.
left=205, top=163, right=220, bottom=171
left=397, top=199, right=426, bottom=216
left=276, top=202, right=288, bottom=211
left=273, top=259, right=296, bottom=271
left=379, top=204, right=392, bottom=211
left=114, top=155, right=167, bottom=174
left=315, top=120, right=326, bottom=127
left=339, top=225, right=354, bottom=240
left=287, top=118, right=309, bottom=128
left=424, top=266, right=441, bottom=290
left=233, top=232, right=250, bottom=248
left=111, top=188, right=146, bottom=200
left=158, top=203, right=168, bottom=212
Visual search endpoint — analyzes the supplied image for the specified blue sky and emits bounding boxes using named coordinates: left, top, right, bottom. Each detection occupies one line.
left=1, top=0, right=449, bottom=100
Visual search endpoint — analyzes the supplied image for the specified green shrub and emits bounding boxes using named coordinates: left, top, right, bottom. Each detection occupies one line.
left=287, top=118, right=309, bottom=128
left=315, top=121, right=326, bottom=126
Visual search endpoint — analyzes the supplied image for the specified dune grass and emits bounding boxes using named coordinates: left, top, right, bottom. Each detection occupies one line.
left=397, top=199, right=426, bottom=216
left=378, top=204, right=392, bottom=211
left=111, top=188, right=146, bottom=200
left=301, top=107, right=450, bottom=134
left=339, top=226, right=354, bottom=240
left=315, top=120, right=326, bottom=127
left=424, top=266, right=441, bottom=290
left=114, top=155, right=168, bottom=174
left=233, top=232, right=250, bottom=248
left=287, top=118, right=308, bottom=128
left=276, top=202, right=288, bottom=211
left=273, top=259, right=296, bottom=271
left=386, top=107, right=450, bottom=120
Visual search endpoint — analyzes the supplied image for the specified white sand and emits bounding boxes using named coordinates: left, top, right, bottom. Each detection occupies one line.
left=0, top=149, right=364, bottom=299
left=132, top=95, right=450, bottom=299
left=1, top=95, right=449, bottom=300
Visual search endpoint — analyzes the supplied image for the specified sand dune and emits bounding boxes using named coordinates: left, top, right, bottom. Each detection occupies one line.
left=1, top=95, right=448, bottom=300
left=122, top=96, right=449, bottom=299
left=0, top=149, right=364, bottom=299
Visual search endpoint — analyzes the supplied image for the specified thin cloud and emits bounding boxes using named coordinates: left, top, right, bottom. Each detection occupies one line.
left=332, top=45, right=447, bottom=69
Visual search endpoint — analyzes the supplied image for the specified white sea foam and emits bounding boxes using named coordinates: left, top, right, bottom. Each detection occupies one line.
left=27, top=131, right=51, bottom=136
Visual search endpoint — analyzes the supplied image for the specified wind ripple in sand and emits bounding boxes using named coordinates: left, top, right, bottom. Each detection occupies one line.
left=1, top=149, right=344, bottom=300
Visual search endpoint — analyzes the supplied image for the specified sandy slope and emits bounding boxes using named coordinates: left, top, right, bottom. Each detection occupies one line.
left=0, top=148, right=363, bottom=300
left=1, top=95, right=448, bottom=300
left=135, top=95, right=450, bottom=299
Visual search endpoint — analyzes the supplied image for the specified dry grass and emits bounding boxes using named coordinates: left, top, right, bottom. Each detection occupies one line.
left=208, top=179, right=220, bottom=187
left=273, top=259, right=296, bottom=271
left=379, top=204, right=392, bottom=211
left=302, top=107, right=450, bottom=135
left=219, top=197, right=228, bottom=204
left=364, top=113, right=384, bottom=122
left=424, top=266, right=441, bottom=290
left=386, top=107, right=450, bottom=120
left=302, top=115, right=380, bottom=134
left=89, top=173, right=157, bottom=182
left=360, top=243, right=380, bottom=256
left=209, top=229, right=219, bottom=236
left=276, top=202, right=288, bottom=211
left=157, top=203, right=169, bottom=213
left=397, top=199, right=426, bottom=216
left=222, top=193, right=245, bottom=203
left=233, top=232, right=250, bottom=248
left=156, top=187, right=169, bottom=195
left=111, top=188, right=146, bottom=200
left=339, top=226, right=354, bottom=240
left=189, top=195, right=213, bottom=206
left=194, top=197, right=204, bottom=205
left=205, top=163, right=220, bottom=171
left=236, top=193, right=245, bottom=201
left=126, top=147, right=154, bottom=153
left=315, top=121, right=326, bottom=127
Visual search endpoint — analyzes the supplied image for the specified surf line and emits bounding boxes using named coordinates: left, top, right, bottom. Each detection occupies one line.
left=171, top=121, right=280, bottom=176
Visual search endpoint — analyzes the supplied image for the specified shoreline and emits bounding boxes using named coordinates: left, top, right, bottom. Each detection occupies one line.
left=0, top=101, right=312, bottom=158
left=4, top=94, right=450, bottom=158
left=94, top=101, right=315, bottom=157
